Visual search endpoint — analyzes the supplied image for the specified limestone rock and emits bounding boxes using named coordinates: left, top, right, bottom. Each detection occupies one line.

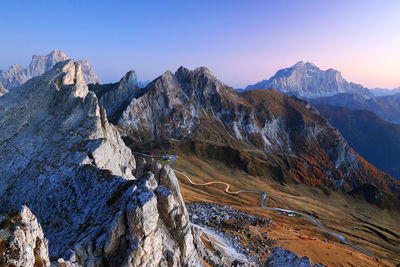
left=0, top=206, right=50, bottom=267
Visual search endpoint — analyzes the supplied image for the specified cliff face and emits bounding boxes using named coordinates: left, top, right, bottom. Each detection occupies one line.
left=117, top=66, right=397, bottom=192
left=0, top=61, right=224, bottom=266
left=0, top=50, right=101, bottom=90
left=88, top=70, right=142, bottom=123
left=245, top=61, right=372, bottom=98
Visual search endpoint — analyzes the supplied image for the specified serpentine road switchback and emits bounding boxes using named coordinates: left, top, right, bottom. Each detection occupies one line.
left=134, top=152, right=374, bottom=259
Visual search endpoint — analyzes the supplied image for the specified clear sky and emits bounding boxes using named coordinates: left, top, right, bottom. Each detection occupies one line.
left=1, top=0, right=400, bottom=89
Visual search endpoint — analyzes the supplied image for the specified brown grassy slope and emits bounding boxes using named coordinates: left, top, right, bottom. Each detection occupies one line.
left=172, top=155, right=400, bottom=266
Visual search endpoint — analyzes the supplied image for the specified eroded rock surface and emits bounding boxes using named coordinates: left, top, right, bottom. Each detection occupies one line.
left=0, top=206, right=50, bottom=267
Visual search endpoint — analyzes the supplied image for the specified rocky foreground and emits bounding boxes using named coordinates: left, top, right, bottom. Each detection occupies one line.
left=0, top=60, right=225, bottom=266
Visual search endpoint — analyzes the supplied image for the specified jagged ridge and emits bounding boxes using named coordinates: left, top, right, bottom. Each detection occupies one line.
left=115, top=66, right=398, bottom=192
left=0, top=61, right=224, bottom=266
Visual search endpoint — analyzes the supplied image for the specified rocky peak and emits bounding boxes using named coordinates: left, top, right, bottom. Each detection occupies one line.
left=245, top=62, right=372, bottom=98
left=0, top=50, right=101, bottom=90
left=78, top=58, right=102, bottom=85
left=27, top=50, right=68, bottom=77
left=88, top=70, right=140, bottom=123
left=292, top=61, right=318, bottom=69
left=118, top=66, right=236, bottom=140
left=120, top=70, right=138, bottom=88
left=9, top=63, right=24, bottom=72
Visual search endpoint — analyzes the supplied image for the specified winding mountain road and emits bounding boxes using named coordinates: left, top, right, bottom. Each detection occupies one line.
left=134, top=152, right=374, bottom=259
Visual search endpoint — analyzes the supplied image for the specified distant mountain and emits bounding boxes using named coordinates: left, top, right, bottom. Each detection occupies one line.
left=0, top=50, right=101, bottom=90
left=316, top=104, right=400, bottom=180
left=369, top=87, right=400, bottom=97
left=97, top=66, right=399, bottom=193
left=88, top=70, right=144, bottom=123
left=245, top=61, right=372, bottom=98
left=138, top=80, right=151, bottom=88
left=310, top=92, right=400, bottom=124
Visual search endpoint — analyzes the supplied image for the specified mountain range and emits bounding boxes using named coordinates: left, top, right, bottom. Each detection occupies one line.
left=244, top=61, right=372, bottom=98
left=87, top=65, right=398, bottom=193
left=1, top=56, right=400, bottom=266
left=243, top=61, right=400, bottom=126
left=369, top=87, right=400, bottom=96
left=0, top=50, right=101, bottom=90
left=309, top=92, right=400, bottom=124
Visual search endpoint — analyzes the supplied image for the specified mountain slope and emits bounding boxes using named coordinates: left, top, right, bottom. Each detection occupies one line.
left=245, top=61, right=372, bottom=98
left=0, top=60, right=224, bottom=266
left=0, top=50, right=101, bottom=90
left=316, top=104, right=400, bottom=180
left=310, top=92, right=400, bottom=124
left=89, top=70, right=143, bottom=123
left=116, top=66, right=398, bottom=193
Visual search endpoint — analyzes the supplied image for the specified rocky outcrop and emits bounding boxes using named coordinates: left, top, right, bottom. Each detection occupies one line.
left=265, top=247, right=324, bottom=267
left=187, top=202, right=275, bottom=265
left=0, top=206, right=50, bottom=267
left=0, top=50, right=101, bottom=90
left=245, top=61, right=372, bottom=98
left=89, top=70, right=142, bottom=123
left=0, top=60, right=224, bottom=266
left=117, top=66, right=398, bottom=192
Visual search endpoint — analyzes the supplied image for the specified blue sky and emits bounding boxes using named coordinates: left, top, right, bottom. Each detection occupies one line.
left=1, top=0, right=400, bottom=88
